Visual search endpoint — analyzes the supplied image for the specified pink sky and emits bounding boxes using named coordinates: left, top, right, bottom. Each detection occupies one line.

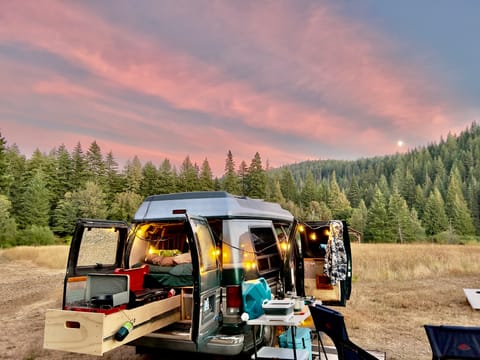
left=0, top=1, right=477, bottom=176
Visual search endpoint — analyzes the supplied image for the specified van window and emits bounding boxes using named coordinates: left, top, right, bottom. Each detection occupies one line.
left=78, top=227, right=118, bottom=266
left=250, top=227, right=281, bottom=274
left=192, top=218, right=218, bottom=272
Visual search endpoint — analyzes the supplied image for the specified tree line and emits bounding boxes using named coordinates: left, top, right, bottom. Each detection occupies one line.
left=1, top=122, right=480, bottom=247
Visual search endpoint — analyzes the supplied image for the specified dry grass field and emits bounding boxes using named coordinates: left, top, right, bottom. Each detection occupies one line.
left=1, top=243, right=480, bottom=360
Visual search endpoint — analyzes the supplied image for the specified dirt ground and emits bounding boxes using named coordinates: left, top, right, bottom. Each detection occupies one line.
left=1, top=254, right=479, bottom=360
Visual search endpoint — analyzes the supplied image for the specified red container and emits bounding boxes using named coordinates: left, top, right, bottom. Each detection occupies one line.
left=114, top=265, right=150, bottom=292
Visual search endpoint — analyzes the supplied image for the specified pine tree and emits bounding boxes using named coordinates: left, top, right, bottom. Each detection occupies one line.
left=108, top=191, right=144, bottom=221
left=300, top=170, right=316, bottom=208
left=85, top=141, right=106, bottom=187
left=52, top=144, right=74, bottom=207
left=387, top=190, right=413, bottom=243
left=349, top=200, right=368, bottom=236
left=327, top=170, right=351, bottom=220
left=364, top=187, right=388, bottom=242
left=177, top=155, right=199, bottom=192
left=244, top=152, right=266, bottom=199
left=445, top=166, right=475, bottom=235
left=0, top=195, right=17, bottom=247
left=0, top=131, right=12, bottom=195
left=17, top=170, right=51, bottom=229
left=468, top=180, right=480, bottom=234
left=423, top=187, right=448, bottom=236
left=269, top=179, right=286, bottom=205
left=347, top=176, right=361, bottom=208
left=52, top=192, right=79, bottom=236
left=238, top=160, right=248, bottom=196
left=401, top=169, right=416, bottom=209
left=104, top=151, right=123, bottom=201
left=280, top=168, right=299, bottom=203
left=74, top=181, right=108, bottom=219
left=413, top=184, right=426, bottom=219
left=5, top=145, right=26, bottom=221
left=123, top=156, right=143, bottom=194
left=304, top=200, right=331, bottom=221
left=199, top=158, right=214, bottom=191
left=140, top=161, right=159, bottom=197
left=222, top=150, right=240, bottom=194
left=158, top=159, right=177, bottom=194
left=71, top=142, right=87, bottom=190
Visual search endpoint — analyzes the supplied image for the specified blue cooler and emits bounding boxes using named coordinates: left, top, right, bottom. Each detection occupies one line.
left=279, top=327, right=312, bottom=360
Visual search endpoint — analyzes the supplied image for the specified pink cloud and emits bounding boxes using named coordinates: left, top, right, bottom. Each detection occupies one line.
left=0, top=1, right=466, bottom=175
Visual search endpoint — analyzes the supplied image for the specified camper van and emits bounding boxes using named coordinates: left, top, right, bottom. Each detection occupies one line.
left=44, top=191, right=351, bottom=357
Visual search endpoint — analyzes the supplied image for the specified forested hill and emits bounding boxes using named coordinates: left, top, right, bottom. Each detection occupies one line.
left=0, top=122, right=479, bottom=247
left=273, top=122, right=480, bottom=243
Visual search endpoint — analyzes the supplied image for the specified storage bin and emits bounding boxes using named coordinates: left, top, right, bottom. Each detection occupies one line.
left=279, top=327, right=312, bottom=360
left=114, top=264, right=150, bottom=292
left=262, top=299, right=294, bottom=320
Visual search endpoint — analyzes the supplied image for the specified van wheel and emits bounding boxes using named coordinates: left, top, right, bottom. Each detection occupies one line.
left=262, top=325, right=275, bottom=346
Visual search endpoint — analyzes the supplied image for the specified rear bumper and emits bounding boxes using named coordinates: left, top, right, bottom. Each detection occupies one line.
left=132, top=333, right=245, bottom=356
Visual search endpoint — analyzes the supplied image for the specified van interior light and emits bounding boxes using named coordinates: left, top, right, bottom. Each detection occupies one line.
left=309, top=233, right=317, bottom=241
left=298, top=224, right=305, bottom=232
left=280, top=242, right=288, bottom=252
left=223, top=247, right=230, bottom=262
left=148, top=246, right=160, bottom=255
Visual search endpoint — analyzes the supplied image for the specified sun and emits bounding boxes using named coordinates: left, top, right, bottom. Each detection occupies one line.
left=397, top=140, right=404, bottom=147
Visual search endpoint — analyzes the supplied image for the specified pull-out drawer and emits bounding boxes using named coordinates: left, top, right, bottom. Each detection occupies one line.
left=44, top=295, right=181, bottom=356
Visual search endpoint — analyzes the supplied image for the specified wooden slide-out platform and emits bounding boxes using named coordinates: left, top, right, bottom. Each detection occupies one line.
left=44, top=295, right=181, bottom=356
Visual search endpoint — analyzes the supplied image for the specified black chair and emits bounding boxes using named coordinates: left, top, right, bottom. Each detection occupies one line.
left=308, top=304, right=378, bottom=360
left=424, top=324, right=480, bottom=359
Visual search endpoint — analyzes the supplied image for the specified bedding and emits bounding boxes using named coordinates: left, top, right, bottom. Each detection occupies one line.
left=145, top=250, right=191, bottom=266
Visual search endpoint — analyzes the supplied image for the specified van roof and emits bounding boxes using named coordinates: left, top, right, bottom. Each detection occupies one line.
left=133, top=191, right=294, bottom=222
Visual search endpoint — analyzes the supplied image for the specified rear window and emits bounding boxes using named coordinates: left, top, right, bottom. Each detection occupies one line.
left=191, top=218, right=218, bottom=272
left=78, top=227, right=119, bottom=267
left=250, top=227, right=281, bottom=274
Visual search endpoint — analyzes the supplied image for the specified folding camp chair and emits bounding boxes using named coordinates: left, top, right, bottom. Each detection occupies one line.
left=424, top=325, right=480, bottom=359
left=308, top=304, right=378, bottom=360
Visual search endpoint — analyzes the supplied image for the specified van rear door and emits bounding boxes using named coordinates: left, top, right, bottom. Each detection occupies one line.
left=294, top=220, right=352, bottom=306
left=62, top=218, right=129, bottom=309
left=184, top=214, right=222, bottom=350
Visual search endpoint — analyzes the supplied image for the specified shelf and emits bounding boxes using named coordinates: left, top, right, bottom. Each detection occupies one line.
left=251, top=346, right=309, bottom=360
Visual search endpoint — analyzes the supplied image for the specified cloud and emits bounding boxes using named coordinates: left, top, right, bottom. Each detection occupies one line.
left=0, top=1, right=470, bottom=176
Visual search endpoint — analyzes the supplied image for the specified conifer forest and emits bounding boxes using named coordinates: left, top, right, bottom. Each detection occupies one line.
left=1, top=122, right=480, bottom=247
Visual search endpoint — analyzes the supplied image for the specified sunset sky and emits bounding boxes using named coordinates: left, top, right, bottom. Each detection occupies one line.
left=1, top=1, right=479, bottom=177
